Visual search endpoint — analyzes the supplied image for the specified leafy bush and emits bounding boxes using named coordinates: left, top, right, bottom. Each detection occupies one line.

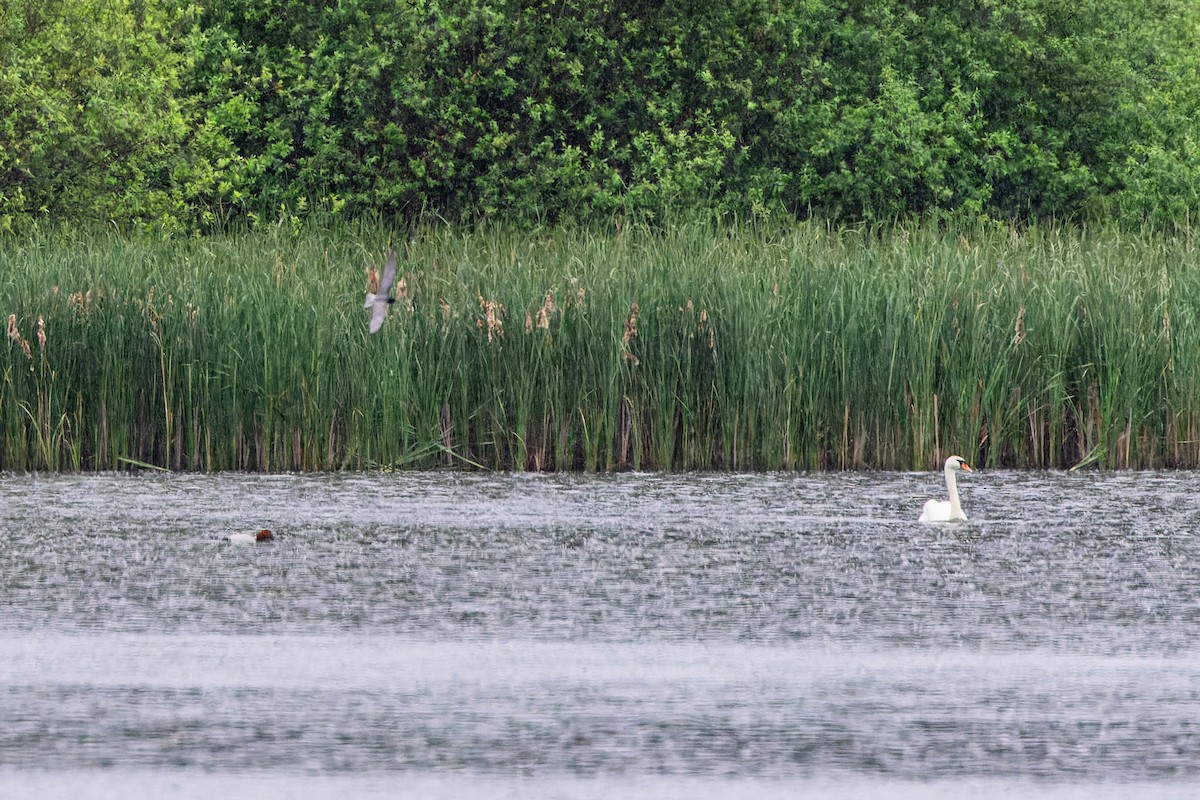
left=2, top=0, right=1199, bottom=228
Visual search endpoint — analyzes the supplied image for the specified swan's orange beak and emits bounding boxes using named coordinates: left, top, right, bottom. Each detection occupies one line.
left=960, top=462, right=973, bottom=472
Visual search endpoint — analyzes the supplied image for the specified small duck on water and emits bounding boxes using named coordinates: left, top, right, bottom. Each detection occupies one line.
left=227, top=529, right=274, bottom=544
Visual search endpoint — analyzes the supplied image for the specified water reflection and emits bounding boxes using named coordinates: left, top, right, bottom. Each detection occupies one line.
left=2, top=470, right=1200, bottom=796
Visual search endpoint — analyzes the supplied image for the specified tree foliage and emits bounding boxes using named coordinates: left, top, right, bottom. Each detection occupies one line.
left=2, top=0, right=1199, bottom=229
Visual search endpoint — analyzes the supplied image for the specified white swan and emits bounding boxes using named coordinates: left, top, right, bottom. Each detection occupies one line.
left=919, top=455, right=973, bottom=522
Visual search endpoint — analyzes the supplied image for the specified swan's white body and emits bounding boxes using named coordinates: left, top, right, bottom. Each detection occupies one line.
left=919, top=455, right=972, bottom=522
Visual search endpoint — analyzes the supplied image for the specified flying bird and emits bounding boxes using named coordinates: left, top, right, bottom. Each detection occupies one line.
left=364, top=249, right=398, bottom=334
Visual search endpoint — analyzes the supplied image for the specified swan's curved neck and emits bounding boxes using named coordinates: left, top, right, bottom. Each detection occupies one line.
left=945, top=468, right=963, bottom=517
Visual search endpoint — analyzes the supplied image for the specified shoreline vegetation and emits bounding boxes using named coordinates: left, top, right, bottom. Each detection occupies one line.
left=3, top=220, right=1199, bottom=473
left=6, top=3, right=1200, bottom=472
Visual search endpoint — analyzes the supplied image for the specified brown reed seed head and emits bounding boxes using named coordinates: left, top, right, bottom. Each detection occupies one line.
left=144, top=286, right=164, bottom=326
left=1013, top=306, right=1026, bottom=347
left=7, top=315, right=31, bottom=359
left=566, top=277, right=585, bottom=309
left=622, top=302, right=639, bottom=345
left=525, top=312, right=533, bottom=334
left=68, top=289, right=96, bottom=316
left=478, top=295, right=504, bottom=342
left=396, top=276, right=413, bottom=312
left=366, top=265, right=380, bottom=294
left=622, top=302, right=640, bottom=364
left=36, top=316, right=45, bottom=350
left=536, top=290, right=554, bottom=330
left=489, top=303, right=503, bottom=341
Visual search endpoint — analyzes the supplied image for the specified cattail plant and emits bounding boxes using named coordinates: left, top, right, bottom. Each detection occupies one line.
left=2, top=219, right=1199, bottom=471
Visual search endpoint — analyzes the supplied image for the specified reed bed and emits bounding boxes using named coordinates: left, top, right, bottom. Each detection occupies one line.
left=1, top=220, right=1198, bottom=472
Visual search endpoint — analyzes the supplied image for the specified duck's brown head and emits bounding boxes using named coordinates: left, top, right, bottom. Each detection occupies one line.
left=255, top=529, right=274, bottom=542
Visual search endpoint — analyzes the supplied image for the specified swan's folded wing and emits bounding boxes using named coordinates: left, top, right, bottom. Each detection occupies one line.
left=918, top=499, right=949, bottom=522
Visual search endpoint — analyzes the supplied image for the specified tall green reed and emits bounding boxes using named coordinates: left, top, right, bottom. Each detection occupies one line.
left=1, top=219, right=1197, bottom=471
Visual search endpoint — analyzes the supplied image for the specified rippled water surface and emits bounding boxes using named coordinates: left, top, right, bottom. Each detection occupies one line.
left=2, top=469, right=1200, bottom=798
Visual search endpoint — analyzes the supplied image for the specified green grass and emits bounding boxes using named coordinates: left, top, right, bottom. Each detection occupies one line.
left=1, top=218, right=1197, bottom=471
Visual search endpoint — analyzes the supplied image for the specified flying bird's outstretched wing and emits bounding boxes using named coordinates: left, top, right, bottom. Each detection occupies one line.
left=367, top=249, right=398, bottom=334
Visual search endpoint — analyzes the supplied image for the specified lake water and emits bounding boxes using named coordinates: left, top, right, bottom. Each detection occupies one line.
left=1, top=469, right=1199, bottom=798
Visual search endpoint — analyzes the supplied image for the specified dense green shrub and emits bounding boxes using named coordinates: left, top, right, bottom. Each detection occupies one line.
left=2, top=0, right=1199, bottom=228
left=0, top=1, right=254, bottom=229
